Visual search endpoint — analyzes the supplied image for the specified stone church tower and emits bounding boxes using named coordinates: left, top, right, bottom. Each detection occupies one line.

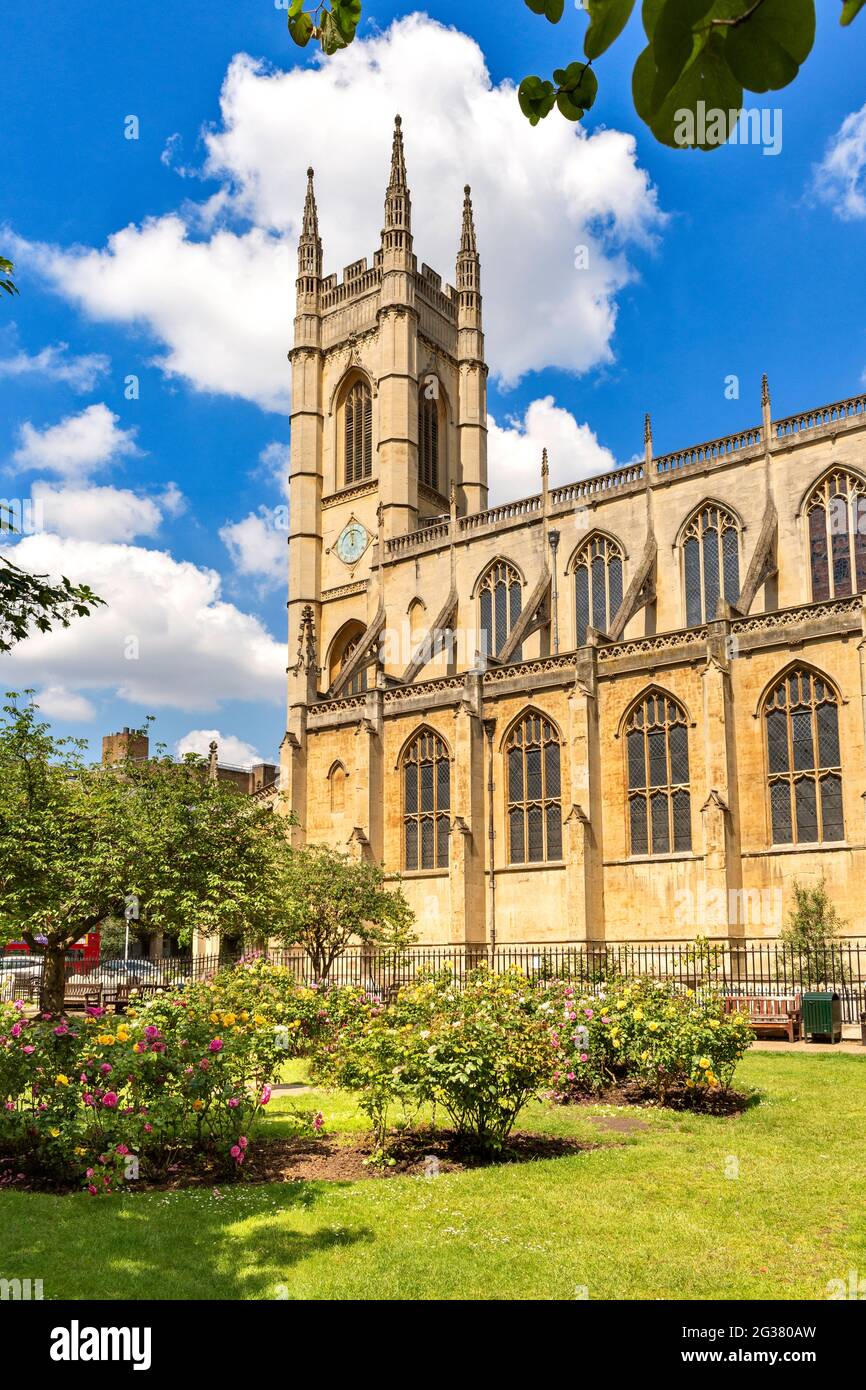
left=280, top=117, right=866, bottom=946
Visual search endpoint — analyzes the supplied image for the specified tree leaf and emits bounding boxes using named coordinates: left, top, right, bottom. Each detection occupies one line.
left=651, top=0, right=716, bottom=107
left=518, top=75, right=558, bottom=124
left=558, top=62, right=599, bottom=110
left=287, top=10, right=313, bottom=46
left=584, top=0, right=636, bottom=59
left=634, top=29, right=743, bottom=149
left=525, top=0, right=564, bottom=17
left=724, top=0, right=816, bottom=92
left=841, top=0, right=866, bottom=22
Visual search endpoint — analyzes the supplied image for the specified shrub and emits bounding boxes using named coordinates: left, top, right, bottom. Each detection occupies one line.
left=314, top=966, right=554, bottom=1155
left=537, top=977, right=754, bottom=1102
left=0, top=988, right=291, bottom=1190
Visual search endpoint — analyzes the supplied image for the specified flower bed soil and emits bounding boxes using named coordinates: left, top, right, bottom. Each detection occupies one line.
left=0, top=1130, right=599, bottom=1192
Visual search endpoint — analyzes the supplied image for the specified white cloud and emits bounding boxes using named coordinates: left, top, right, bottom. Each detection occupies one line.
left=0, top=336, right=109, bottom=392
left=12, top=403, right=138, bottom=479
left=487, top=396, right=618, bottom=506
left=219, top=508, right=286, bottom=587
left=34, top=685, right=97, bottom=722
left=10, top=15, right=662, bottom=407
left=30, top=482, right=163, bottom=543
left=13, top=220, right=292, bottom=414
left=256, top=440, right=291, bottom=498
left=812, top=104, right=866, bottom=221
left=0, top=533, right=285, bottom=711
left=176, top=728, right=262, bottom=765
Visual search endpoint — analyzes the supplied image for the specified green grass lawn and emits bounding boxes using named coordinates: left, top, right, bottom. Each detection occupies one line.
left=3, top=1052, right=864, bottom=1301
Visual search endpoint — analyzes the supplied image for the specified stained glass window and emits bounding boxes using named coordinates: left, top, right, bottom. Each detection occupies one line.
left=625, top=693, right=691, bottom=856
left=764, top=668, right=844, bottom=845
left=506, top=713, right=562, bottom=863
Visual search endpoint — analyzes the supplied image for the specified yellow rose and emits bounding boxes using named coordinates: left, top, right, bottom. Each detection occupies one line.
left=253, top=1014, right=266, bottom=1026
left=97, top=1034, right=115, bottom=1047
left=74, top=1146, right=86, bottom=1156
left=223, top=1013, right=236, bottom=1027
left=116, top=1028, right=129, bottom=1043
left=240, top=1011, right=249, bottom=1022
left=699, top=1056, right=711, bottom=1069
left=648, top=1021, right=659, bottom=1032
left=192, top=1099, right=203, bottom=1111
left=49, top=1128, right=61, bottom=1138
left=640, top=1049, right=650, bottom=1062
left=209, top=1011, right=221, bottom=1025
left=55, top=1073, right=69, bottom=1086
left=633, top=1008, right=644, bottom=1021
left=127, top=1008, right=138, bottom=1019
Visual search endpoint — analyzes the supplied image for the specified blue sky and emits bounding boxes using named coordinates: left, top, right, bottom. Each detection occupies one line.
left=2, top=0, right=865, bottom=765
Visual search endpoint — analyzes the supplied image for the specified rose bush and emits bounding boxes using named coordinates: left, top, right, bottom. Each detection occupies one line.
left=536, top=977, right=754, bottom=1102
left=0, top=987, right=291, bottom=1190
left=314, top=966, right=554, bottom=1156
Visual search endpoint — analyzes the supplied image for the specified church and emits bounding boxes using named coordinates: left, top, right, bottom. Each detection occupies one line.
left=278, top=116, right=866, bottom=946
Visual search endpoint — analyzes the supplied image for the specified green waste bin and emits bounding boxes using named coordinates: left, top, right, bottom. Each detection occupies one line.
left=802, top=992, right=842, bottom=1043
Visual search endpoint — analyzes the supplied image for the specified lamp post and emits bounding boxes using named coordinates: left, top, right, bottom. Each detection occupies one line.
left=548, top=528, right=560, bottom=655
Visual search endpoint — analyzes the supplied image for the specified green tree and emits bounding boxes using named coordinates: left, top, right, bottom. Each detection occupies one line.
left=272, top=843, right=415, bottom=979
left=0, top=695, right=293, bottom=1012
left=782, top=877, right=846, bottom=952
left=286, top=0, right=862, bottom=149
left=782, top=877, right=848, bottom=988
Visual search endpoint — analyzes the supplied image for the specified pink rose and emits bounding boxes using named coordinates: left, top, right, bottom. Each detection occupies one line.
left=259, top=1084, right=272, bottom=1106
left=22, top=1045, right=35, bottom=1055
left=143, top=1123, right=153, bottom=1134
left=102, top=1092, right=118, bottom=1109
left=100, top=1063, right=112, bottom=1075
left=580, top=1053, right=588, bottom=1063
left=208, top=1038, right=223, bottom=1053
left=227, top=1098, right=239, bottom=1109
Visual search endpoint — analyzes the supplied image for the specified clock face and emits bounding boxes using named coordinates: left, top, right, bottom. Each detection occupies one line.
left=336, top=520, right=370, bottom=566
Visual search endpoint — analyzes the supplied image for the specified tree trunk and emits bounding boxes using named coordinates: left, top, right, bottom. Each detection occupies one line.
left=40, top=947, right=68, bottom=1016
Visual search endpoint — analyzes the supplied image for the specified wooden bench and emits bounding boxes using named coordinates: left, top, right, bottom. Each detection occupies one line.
left=62, top=981, right=103, bottom=1012
left=724, top=993, right=801, bottom=1043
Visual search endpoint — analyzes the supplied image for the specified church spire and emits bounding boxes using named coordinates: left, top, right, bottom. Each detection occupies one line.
left=297, top=166, right=322, bottom=284
left=456, top=183, right=481, bottom=313
left=382, top=115, right=412, bottom=262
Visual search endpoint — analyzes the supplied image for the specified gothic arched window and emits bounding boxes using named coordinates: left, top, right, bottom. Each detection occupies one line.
left=329, top=762, right=347, bottom=815
left=626, top=692, right=691, bottom=857
left=329, top=622, right=369, bottom=696
left=682, top=504, right=740, bottom=626
left=418, top=389, right=440, bottom=493
left=805, top=470, right=866, bottom=601
left=344, top=380, right=372, bottom=486
left=478, top=560, right=522, bottom=660
left=402, top=730, right=451, bottom=870
left=764, top=668, right=844, bottom=845
left=506, top=712, right=562, bottom=864
left=574, top=534, right=624, bottom=645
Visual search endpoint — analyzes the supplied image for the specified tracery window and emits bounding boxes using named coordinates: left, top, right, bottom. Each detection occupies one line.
left=402, top=730, right=450, bottom=870
left=764, top=668, right=844, bottom=845
left=478, top=560, right=522, bottom=660
left=506, top=713, right=562, bottom=864
left=626, top=693, right=691, bottom=856
left=574, top=534, right=624, bottom=645
left=682, top=504, right=740, bottom=626
left=805, top=470, right=866, bottom=601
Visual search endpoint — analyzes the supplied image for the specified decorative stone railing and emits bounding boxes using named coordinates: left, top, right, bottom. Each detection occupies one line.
left=774, top=393, right=866, bottom=440
left=654, top=427, right=763, bottom=476
left=550, top=463, right=644, bottom=504
left=385, top=518, right=451, bottom=556
left=459, top=494, right=543, bottom=533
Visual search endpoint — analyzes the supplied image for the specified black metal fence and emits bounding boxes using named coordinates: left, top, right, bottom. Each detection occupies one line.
left=4, top=939, right=866, bottom=1023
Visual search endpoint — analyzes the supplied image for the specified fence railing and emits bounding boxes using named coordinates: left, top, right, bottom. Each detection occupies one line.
left=4, top=940, right=866, bottom=1023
